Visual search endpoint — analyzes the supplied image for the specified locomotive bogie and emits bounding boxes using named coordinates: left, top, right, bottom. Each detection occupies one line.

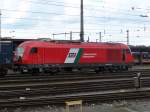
left=17, top=63, right=130, bottom=74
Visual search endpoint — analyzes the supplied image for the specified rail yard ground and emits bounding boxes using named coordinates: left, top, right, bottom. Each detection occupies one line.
left=2, top=99, right=150, bottom=112
left=1, top=65, right=150, bottom=109
left=132, top=64, right=150, bottom=70
left=0, top=66, right=150, bottom=108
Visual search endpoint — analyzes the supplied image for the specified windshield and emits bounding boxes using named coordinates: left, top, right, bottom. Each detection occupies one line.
left=16, top=47, right=24, bottom=57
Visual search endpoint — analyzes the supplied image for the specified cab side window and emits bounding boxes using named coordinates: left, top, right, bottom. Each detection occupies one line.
left=30, top=47, right=38, bottom=54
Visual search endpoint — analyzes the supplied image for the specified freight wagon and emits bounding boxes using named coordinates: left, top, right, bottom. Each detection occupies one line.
left=0, top=41, right=13, bottom=75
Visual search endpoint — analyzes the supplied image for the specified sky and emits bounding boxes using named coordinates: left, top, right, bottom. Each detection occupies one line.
left=1, top=0, right=150, bottom=45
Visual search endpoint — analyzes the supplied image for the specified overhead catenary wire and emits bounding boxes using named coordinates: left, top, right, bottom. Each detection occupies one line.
left=1, top=8, right=146, bottom=19
left=25, top=0, right=148, bottom=17
left=2, top=0, right=149, bottom=23
left=2, top=7, right=150, bottom=24
left=1, top=0, right=150, bottom=26
left=2, top=0, right=146, bottom=18
left=2, top=0, right=150, bottom=43
left=2, top=14, right=150, bottom=25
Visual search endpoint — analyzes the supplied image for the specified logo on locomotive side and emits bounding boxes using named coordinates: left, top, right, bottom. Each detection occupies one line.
left=68, top=53, right=77, bottom=58
left=64, top=48, right=83, bottom=63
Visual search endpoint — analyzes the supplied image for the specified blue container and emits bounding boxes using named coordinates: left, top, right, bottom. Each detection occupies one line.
left=0, top=41, right=13, bottom=65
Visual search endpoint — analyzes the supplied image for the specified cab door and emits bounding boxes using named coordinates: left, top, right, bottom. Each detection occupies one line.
left=30, top=47, right=38, bottom=64
left=122, top=49, right=126, bottom=62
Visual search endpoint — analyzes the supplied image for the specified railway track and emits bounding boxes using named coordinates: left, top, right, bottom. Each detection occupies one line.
left=1, top=69, right=150, bottom=107
left=4, top=68, right=150, bottom=78
left=1, top=88, right=150, bottom=107
left=0, top=78, right=134, bottom=98
left=1, top=69, right=150, bottom=83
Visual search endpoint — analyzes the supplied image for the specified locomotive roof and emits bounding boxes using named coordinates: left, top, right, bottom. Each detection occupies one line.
left=19, top=40, right=129, bottom=49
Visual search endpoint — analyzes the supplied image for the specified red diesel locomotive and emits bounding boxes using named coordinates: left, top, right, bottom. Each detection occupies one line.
left=14, top=40, right=134, bottom=73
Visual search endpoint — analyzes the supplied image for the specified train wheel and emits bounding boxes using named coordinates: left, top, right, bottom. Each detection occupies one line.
left=108, top=68, right=113, bottom=72
left=95, top=70, right=100, bottom=73
left=0, top=69, right=7, bottom=77
left=64, top=67, right=73, bottom=72
left=114, top=66, right=119, bottom=72
left=20, top=69, right=26, bottom=74
left=95, top=68, right=100, bottom=73
left=50, top=68, right=59, bottom=74
left=43, top=68, right=59, bottom=74
left=125, top=66, right=128, bottom=71
left=120, top=66, right=128, bottom=71
left=30, top=68, right=40, bottom=75
left=78, top=68, right=81, bottom=71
